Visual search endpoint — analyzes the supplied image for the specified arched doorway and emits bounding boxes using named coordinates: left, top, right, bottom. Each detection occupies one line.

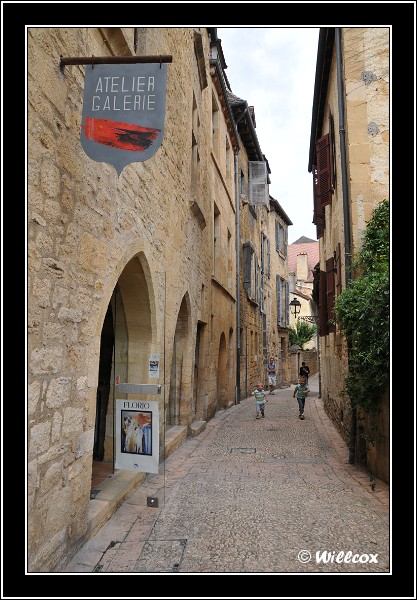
left=168, top=295, right=190, bottom=427
left=94, top=302, right=114, bottom=461
left=92, top=255, right=156, bottom=490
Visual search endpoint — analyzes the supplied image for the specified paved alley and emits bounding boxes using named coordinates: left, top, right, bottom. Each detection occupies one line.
left=63, top=373, right=389, bottom=574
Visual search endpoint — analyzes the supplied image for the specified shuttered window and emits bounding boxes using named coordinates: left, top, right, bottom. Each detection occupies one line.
left=249, top=161, right=268, bottom=205
left=285, top=281, right=290, bottom=327
left=267, top=238, right=271, bottom=277
left=319, top=270, right=328, bottom=336
left=277, top=276, right=284, bottom=326
left=326, top=256, right=336, bottom=333
left=312, top=165, right=325, bottom=238
left=243, top=242, right=252, bottom=290
left=243, top=241, right=259, bottom=304
left=276, top=221, right=285, bottom=254
left=283, top=226, right=288, bottom=258
left=316, top=133, right=333, bottom=208
left=328, top=111, right=336, bottom=190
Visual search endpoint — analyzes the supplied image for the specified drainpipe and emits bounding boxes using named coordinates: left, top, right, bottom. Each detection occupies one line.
left=335, top=28, right=355, bottom=464
left=235, top=151, right=241, bottom=404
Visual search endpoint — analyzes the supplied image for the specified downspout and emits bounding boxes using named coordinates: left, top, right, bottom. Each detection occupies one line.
left=335, top=28, right=355, bottom=463
left=235, top=151, right=241, bottom=404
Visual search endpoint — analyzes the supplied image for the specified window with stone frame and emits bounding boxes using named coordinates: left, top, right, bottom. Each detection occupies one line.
left=275, top=220, right=287, bottom=256
left=243, top=241, right=260, bottom=304
left=211, top=93, right=220, bottom=159
left=276, top=276, right=287, bottom=327
left=240, top=168, right=246, bottom=199
left=191, top=93, right=200, bottom=198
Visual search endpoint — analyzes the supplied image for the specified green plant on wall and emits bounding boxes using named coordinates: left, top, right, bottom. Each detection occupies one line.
left=334, top=199, right=389, bottom=410
left=289, top=319, right=317, bottom=350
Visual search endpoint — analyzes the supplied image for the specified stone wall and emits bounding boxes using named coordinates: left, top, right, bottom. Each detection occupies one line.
left=27, top=26, right=294, bottom=572
left=316, top=27, right=389, bottom=483
left=27, top=27, right=237, bottom=572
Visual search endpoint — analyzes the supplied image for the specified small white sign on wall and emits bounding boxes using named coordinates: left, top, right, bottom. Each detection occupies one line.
left=149, top=354, right=160, bottom=379
left=115, top=399, right=160, bottom=474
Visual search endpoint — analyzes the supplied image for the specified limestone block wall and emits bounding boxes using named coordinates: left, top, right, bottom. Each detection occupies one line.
left=320, top=336, right=351, bottom=444
left=317, top=28, right=389, bottom=481
left=344, top=27, right=390, bottom=255
left=27, top=26, right=236, bottom=572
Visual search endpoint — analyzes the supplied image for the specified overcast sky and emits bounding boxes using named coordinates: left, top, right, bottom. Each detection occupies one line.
left=217, top=27, right=320, bottom=244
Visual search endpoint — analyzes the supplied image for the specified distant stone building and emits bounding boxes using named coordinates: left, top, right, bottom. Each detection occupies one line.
left=288, top=236, right=319, bottom=350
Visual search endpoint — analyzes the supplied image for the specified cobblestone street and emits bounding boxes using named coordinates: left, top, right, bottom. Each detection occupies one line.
left=64, top=373, right=389, bottom=575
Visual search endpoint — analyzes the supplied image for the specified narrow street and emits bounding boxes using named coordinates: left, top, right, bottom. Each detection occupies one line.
left=64, top=373, right=389, bottom=574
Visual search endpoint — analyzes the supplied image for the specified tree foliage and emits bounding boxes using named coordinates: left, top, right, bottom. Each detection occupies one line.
left=289, top=319, right=317, bottom=350
left=334, top=199, right=389, bottom=410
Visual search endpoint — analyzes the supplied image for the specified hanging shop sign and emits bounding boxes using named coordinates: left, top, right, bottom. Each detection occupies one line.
left=80, top=62, right=168, bottom=175
left=115, top=399, right=160, bottom=474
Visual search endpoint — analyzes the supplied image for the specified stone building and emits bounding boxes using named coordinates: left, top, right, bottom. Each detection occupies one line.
left=27, top=27, right=292, bottom=571
left=226, top=85, right=292, bottom=396
left=288, top=237, right=320, bottom=351
left=264, top=196, right=292, bottom=388
left=308, top=28, right=389, bottom=482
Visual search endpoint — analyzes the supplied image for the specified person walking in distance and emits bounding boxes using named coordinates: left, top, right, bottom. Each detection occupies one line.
left=267, top=356, right=277, bottom=394
left=299, top=361, right=310, bottom=385
left=253, top=382, right=268, bottom=419
left=293, top=375, right=310, bottom=420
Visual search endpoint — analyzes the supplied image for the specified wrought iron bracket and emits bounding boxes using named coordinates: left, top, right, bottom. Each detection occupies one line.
left=59, top=54, right=172, bottom=73
left=298, top=316, right=320, bottom=323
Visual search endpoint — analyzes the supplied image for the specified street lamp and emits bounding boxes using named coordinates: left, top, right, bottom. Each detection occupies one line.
left=289, top=298, right=301, bottom=318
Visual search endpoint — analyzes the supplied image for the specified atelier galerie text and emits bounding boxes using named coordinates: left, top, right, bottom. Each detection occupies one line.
left=91, top=76, right=157, bottom=112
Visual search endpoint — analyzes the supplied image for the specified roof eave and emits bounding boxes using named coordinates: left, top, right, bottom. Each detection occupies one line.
left=308, top=28, right=335, bottom=172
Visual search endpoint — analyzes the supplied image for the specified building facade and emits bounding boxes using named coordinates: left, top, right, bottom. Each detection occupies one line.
left=288, top=237, right=320, bottom=351
left=27, top=27, right=293, bottom=572
left=308, top=28, right=389, bottom=482
left=226, top=84, right=292, bottom=397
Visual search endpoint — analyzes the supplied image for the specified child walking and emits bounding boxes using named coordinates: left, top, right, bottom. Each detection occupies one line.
left=253, top=382, right=268, bottom=419
left=293, top=376, right=310, bottom=420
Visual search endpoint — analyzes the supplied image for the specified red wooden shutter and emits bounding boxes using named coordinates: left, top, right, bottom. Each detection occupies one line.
left=312, top=165, right=325, bottom=238
left=316, top=133, right=332, bottom=208
left=326, top=256, right=336, bottom=333
left=319, top=270, right=328, bottom=336
left=328, top=112, right=336, bottom=190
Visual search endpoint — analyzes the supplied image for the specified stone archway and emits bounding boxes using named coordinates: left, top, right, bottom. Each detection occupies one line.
left=94, top=302, right=115, bottom=461
left=168, top=294, right=191, bottom=427
left=93, top=254, right=156, bottom=473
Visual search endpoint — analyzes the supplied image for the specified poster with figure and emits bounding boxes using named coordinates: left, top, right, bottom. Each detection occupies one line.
left=115, top=400, right=159, bottom=473
left=149, top=354, right=160, bottom=378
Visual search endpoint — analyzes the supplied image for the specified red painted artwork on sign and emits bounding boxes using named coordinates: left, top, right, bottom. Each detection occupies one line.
left=82, top=116, right=160, bottom=152
left=80, top=63, right=167, bottom=174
